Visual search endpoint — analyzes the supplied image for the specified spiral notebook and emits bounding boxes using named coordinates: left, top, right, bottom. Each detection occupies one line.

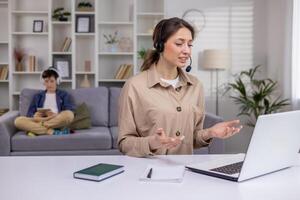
left=139, top=165, right=185, bottom=183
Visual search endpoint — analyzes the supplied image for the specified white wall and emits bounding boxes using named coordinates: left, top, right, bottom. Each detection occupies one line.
left=165, top=0, right=291, bottom=153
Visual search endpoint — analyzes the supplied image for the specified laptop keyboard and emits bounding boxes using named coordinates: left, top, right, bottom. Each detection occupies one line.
left=210, top=161, right=244, bottom=175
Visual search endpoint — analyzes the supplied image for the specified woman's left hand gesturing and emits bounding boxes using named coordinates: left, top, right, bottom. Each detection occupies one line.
left=203, top=120, right=243, bottom=140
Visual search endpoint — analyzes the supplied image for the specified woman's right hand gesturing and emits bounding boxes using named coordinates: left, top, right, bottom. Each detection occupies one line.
left=149, top=128, right=183, bottom=151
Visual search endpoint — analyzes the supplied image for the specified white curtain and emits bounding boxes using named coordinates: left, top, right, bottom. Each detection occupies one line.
left=292, top=0, right=300, bottom=108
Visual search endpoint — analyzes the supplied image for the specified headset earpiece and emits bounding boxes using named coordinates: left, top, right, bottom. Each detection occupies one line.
left=154, top=20, right=166, bottom=53
left=157, top=41, right=164, bottom=53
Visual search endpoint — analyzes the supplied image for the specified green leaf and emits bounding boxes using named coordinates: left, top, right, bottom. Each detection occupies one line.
left=226, top=64, right=290, bottom=127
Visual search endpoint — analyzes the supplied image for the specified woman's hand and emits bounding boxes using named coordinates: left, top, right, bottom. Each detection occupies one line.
left=203, top=120, right=242, bottom=140
left=149, top=128, right=183, bottom=150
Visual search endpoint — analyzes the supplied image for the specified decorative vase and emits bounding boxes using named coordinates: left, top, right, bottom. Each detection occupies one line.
left=16, top=62, right=23, bottom=71
left=80, top=74, right=91, bottom=88
left=106, top=43, right=118, bottom=52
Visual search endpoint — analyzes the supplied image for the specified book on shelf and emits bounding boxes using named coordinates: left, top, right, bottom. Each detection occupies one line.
left=114, top=64, right=133, bottom=79
left=60, top=37, right=72, bottom=52
left=29, top=56, right=36, bottom=72
left=0, top=66, right=8, bottom=80
left=73, top=163, right=124, bottom=182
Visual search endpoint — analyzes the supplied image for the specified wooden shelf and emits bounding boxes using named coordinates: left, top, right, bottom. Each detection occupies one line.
left=12, top=71, right=41, bottom=75
left=11, top=10, right=48, bottom=15
left=12, top=32, right=48, bottom=36
left=98, top=52, right=134, bottom=55
left=98, top=79, right=127, bottom=82
left=52, top=21, right=72, bottom=25
left=75, top=33, right=95, bottom=36
left=137, top=33, right=152, bottom=37
left=137, top=12, right=164, bottom=16
left=76, top=72, right=95, bottom=75
left=52, top=52, right=72, bottom=55
left=0, top=80, right=8, bottom=83
left=0, top=41, right=8, bottom=44
left=60, top=79, right=72, bottom=83
left=0, top=62, right=9, bottom=65
left=98, top=21, right=133, bottom=25
left=74, top=11, right=95, bottom=15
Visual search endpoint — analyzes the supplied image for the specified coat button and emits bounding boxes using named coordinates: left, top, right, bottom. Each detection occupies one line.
left=176, top=131, right=181, bottom=136
left=175, top=87, right=181, bottom=92
left=176, top=106, right=182, bottom=112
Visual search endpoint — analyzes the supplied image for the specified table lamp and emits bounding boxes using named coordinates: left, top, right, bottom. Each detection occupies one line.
left=203, top=49, right=229, bottom=115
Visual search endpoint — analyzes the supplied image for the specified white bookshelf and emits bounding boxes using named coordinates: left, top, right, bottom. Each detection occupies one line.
left=3, top=0, right=165, bottom=110
left=135, top=0, right=165, bottom=74
left=0, top=0, right=9, bottom=110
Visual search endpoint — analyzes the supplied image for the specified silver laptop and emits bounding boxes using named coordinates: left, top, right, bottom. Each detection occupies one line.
left=186, top=111, right=300, bottom=182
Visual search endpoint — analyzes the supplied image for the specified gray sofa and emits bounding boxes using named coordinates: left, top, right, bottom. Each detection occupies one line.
left=0, top=87, right=224, bottom=156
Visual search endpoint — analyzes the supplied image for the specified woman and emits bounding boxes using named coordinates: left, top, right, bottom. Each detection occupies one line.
left=118, top=17, right=242, bottom=157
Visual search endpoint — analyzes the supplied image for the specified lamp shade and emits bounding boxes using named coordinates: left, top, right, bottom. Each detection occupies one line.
left=202, top=49, right=229, bottom=70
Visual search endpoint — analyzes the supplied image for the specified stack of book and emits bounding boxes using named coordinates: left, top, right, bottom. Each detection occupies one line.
left=0, top=108, right=9, bottom=116
left=114, top=64, right=133, bottom=79
left=0, top=66, right=8, bottom=80
left=29, top=56, right=36, bottom=72
left=60, top=37, right=72, bottom=52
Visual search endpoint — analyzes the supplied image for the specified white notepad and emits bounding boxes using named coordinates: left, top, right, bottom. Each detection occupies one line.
left=139, top=165, right=185, bottom=183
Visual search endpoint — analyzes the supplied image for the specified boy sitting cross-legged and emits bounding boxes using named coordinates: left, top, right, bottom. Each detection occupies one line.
left=14, top=67, right=75, bottom=136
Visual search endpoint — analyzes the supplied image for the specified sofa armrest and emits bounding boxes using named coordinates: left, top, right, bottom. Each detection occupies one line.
left=204, top=113, right=225, bottom=154
left=0, top=111, right=19, bottom=156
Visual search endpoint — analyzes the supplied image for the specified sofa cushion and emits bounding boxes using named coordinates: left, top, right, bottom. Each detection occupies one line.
left=68, top=102, right=91, bottom=130
left=19, top=89, right=42, bottom=116
left=110, top=126, right=118, bottom=148
left=109, top=87, right=121, bottom=127
left=69, top=87, right=109, bottom=126
left=11, top=127, right=112, bottom=151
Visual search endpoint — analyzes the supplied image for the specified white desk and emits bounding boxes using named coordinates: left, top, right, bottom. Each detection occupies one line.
left=0, top=154, right=299, bottom=200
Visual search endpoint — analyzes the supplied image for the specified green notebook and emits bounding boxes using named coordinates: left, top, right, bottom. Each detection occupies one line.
left=73, top=163, right=124, bottom=182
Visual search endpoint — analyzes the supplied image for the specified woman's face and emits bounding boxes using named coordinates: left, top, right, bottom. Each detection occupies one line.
left=162, top=27, right=193, bottom=68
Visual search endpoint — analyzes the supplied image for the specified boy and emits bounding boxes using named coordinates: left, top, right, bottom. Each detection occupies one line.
left=14, top=67, right=75, bottom=135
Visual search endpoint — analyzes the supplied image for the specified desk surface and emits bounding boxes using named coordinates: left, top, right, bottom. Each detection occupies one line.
left=0, top=154, right=299, bottom=200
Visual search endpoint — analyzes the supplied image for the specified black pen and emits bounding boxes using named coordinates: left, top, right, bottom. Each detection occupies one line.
left=147, top=168, right=153, bottom=179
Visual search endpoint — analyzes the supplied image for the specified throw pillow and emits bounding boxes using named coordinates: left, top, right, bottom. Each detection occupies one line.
left=68, top=102, right=91, bottom=130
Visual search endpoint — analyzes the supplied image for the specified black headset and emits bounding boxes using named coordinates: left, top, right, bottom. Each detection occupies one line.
left=154, top=19, right=192, bottom=72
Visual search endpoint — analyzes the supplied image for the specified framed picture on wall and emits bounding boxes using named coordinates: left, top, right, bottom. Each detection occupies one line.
left=76, top=16, right=90, bottom=33
left=33, top=20, right=43, bottom=32
left=53, top=55, right=72, bottom=79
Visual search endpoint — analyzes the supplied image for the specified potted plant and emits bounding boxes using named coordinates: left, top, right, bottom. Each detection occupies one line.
left=103, top=31, right=119, bottom=52
left=52, top=7, right=71, bottom=21
left=14, top=48, right=26, bottom=71
left=77, top=1, right=93, bottom=12
left=225, top=65, right=289, bottom=127
left=137, top=47, right=149, bottom=60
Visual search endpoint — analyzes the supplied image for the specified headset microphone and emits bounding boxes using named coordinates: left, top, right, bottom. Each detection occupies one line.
left=185, top=56, right=192, bottom=72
